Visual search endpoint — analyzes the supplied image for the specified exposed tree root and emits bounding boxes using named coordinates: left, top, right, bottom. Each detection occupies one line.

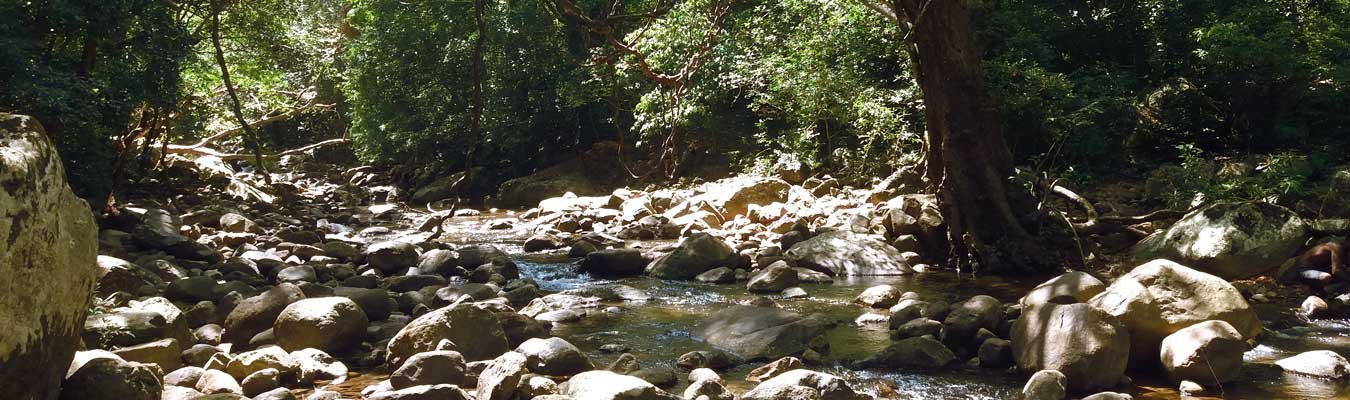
left=1051, top=184, right=1186, bottom=237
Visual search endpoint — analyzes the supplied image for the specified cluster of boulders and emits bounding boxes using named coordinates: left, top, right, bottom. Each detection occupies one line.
left=505, top=173, right=940, bottom=300
left=1006, top=260, right=1272, bottom=398
left=58, top=148, right=935, bottom=400
left=815, top=255, right=1296, bottom=399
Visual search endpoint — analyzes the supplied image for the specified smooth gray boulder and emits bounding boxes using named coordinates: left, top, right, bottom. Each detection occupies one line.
left=696, top=305, right=828, bottom=361
left=862, top=336, right=957, bottom=368
left=477, top=351, right=528, bottom=400
left=560, top=370, right=677, bottom=400
left=274, top=297, right=369, bottom=353
left=1088, top=259, right=1260, bottom=366
left=1275, top=350, right=1350, bottom=379
left=1012, top=303, right=1130, bottom=393
left=516, top=337, right=593, bottom=376
left=740, top=369, right=865, bottom=400
left=391, top=351, right=466, bottom=389
left=647, top=233, right=737, bottom=280
left=1159, top=320, right=1247, bottom=385
left=784, top=231, right=913, bottom=276
left=387, top=303, right=508, bottom=368
left=222, top=283, right=306, bottom=346
left=368, top=384, right=472, bottom=400
left=367, top=241, right=420, bottom=272
left=58, top=357, right=160, bottom=400
left=1019, top=271, right=1105, bottom=308
left=1133, top=201, right=1308, bottom=279
left=1022, top=369, right=1067, bottom=400
left=746, top=262, right=799, bottom=293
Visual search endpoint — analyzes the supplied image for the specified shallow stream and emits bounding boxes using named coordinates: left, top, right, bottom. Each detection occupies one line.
left=326, top=211, right=1350, bottom=399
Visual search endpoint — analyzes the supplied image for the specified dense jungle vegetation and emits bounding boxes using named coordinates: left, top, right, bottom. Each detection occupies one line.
left=4, top=0, right=1350, bottom=269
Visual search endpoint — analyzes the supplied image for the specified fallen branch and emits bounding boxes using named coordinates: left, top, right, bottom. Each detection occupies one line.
left=419, top=199, right=461, bottom=240
left=188, top=98, right=330, bottom=148
left=1052, top=185, right=1184, bottom=237
left=166, top=138, right=349, bottom=161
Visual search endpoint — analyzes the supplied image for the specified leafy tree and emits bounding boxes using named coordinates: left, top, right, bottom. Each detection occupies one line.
left=0, top=0, right=192, bottom=200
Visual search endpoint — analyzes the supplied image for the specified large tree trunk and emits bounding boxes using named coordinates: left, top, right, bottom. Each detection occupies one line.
left=902, top=0, right=1064, bottom=274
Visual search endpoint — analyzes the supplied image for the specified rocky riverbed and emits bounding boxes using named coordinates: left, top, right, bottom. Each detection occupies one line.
left=5, top=115, right=1350, bottom=400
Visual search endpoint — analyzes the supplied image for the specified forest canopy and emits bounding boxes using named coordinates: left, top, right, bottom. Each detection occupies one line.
left=2, top=0, right=1348, bottom=204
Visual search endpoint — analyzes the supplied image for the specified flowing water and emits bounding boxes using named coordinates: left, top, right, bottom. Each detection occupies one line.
left=322, top=211, right=1350, bottom=399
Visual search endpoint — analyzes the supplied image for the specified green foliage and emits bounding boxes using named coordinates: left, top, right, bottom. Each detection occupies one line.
left=725, top=0, right=922, bottom=179
left=0, top=0, right=192, bottom=199
left=4, top=0, right=1349, bottom=203
left=982, top=0, right=1350, bottom=175
left=343, top=0, right=588, bottom=176
left=1145, top=144, right=1328, bottom=209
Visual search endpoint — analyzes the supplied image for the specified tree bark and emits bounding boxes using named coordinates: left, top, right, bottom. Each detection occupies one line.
left=896, top=0, right=1066, bottom=274
left=463, top=0, right=487, bottom=197
left=211, top=0, right=271, bottom=184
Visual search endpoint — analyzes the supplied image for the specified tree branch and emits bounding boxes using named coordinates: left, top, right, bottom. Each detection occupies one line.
left=1052, top=184, right=1184, bottom=236
left=167, top=138, right=348, bottom=160
left=189, top=97, right=329, bottom=148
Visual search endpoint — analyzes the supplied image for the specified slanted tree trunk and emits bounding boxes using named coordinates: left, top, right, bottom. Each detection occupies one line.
left=463, top=0, right=487, bottom=198
left=882, top=0, right=1068, bottom=274
left=211, top=0, right=271, bottom=184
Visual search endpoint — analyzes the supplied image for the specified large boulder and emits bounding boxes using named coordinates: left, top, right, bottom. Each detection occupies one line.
left=94, top=256, right=161, bottom=296
left=493, top=143, right=625, bottom=208
left=519, top=294, right=605, bottom=323
left=222, top=283, right=306, bottom=346
left=83, top=310, right=190, bottom=349
left=477, top=351, right=528, bottom=400
left=1159, top=320, right=1247, bottom=385
left=274, top=297, right=369, bottom=353
left=1133, top=201, right=1309, bottom=279
left=366, top=241, right=420, bottom=273
left=854, top=285, right=905, bottom=308
left=410, top=170, right=475, bottom=205
left=694, top=176, right=791, bottom=220
left=1021, top=370, right=1067, bottom=400
left=111, top=338, right=182, bottom=371
left=387, top=303, right=508, bottom=368
left=862, top=336, right=957, bottom=368
left=696, top=305, right=828, bottom=360
left=1275, top=350, right=1350, bottom=379
left=746, top=261, right=799, bottom=292
left=560, top=370, right=676, bottom=400
left=741, top=369, right=865, bottom=400
left=0, top=114, right=99, bottom=400
left=1019, top=271, right=1106, bottom=308
left=390, top=350, right=466, bottom=389
left=1087, top=259, right=1260, bottom=366
left=1012, top=303, right=1130, bottom=393
left=646, top=233, right=738, bottom=280
left=334, top=287, right=395, bottom=321
left=516, top=337, right=593, bottom=376
left=291, top=348, right=349, bottom=384
left=580, top=249, right=650, bottom=277
left=941, top=295, right=1003, bottom=348
left=784, top=231, right=913, bottom=276
left=59, top=357, right=161, bottom=400
left=225, top=347, right=300, bottom=380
